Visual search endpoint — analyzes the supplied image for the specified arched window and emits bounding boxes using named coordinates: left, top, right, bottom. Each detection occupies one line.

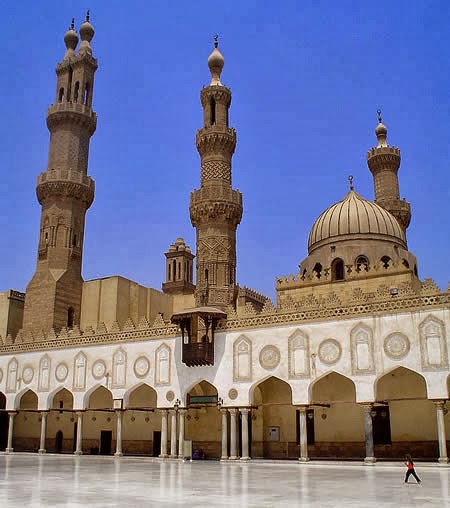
left=381, top=256, right=391, bottom=269
left=58, top=87, right=64, bottom=102
left=74, top=81, right=80, bottom=103
left=205, top=268, right=209, bottom=284
left=210, top=97, right=216, bottom=125
left=172, top=260, right=176, bottom=281
left=402, top=259, right=410, bottom=269
left=72, top=234, right=77, bottom=247
left=178, top=262, right=181, bottom=280
left=355, top=255, right=369, bottom=272
left=84, top=83, right=90, bottom=105
left=67, top=307, right=75, bottom=328
left=168, top=263, right=171, bottom=281
left=313, top=262, right=322, bottom=279
left=331, top=258, right=344, bottom=281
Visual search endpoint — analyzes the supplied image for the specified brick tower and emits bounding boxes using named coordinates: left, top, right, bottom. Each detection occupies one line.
left=189, top=38, right=243, bottom=309
left=367, top=111, right=411, bottom=233
left=22, top=15, right=97, bottom=334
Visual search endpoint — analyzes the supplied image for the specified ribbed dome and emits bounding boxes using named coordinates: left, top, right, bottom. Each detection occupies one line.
left=308, top=190, right=406, bottom=253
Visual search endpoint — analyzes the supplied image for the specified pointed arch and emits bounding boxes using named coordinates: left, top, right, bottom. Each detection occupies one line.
left=82, top=383, right=113, bottom=409
left=16, top=389, right=38, bottom=410
left=73, top=351, right=87, bottom=391
left=86, top=385, right=113, bottom=410
left=6, top=357, right=18, bottom=393
left=112, top=347, right=127, bottom=388
left=350, top=323, right=375, bottom=374
left=124, top=382, right=157, bottom=408
left=250, top=376, right=292, bottom=405
left=309, top=371, right=356, bottom=404
left=186, top=379, right=218, bottom=399
left=38, top=354, right=51, bottom=391
left=288, top=329, right=310, bottom=378
left=155, top=343, right=171, bottom=386
left=48, top=387, right=74, bottom=410
left=375, top=366, right=427, bottom=401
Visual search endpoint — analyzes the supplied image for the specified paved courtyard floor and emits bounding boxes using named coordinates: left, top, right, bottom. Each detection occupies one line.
left=0, top=454, right=449, bottom=507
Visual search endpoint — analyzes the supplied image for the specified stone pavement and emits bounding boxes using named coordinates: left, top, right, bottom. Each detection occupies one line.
left=0, top=454, right=448, bottom=507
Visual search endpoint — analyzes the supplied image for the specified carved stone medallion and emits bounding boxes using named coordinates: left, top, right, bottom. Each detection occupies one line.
left=92, top=360, right=107, bottom=380
left=228, top=388, right=238, bottom=400
left=55, top=362, right=69, bottom=382
left=384, top=333, right=410, bottom=360
left=318, top=339, right=342, bottom=365
left=259, top=345, right=281, bottom=370
left=22, top=365, right=34, bottom=384
left=134, top=356, right=150, bottom=378
left=166, top=390, right=175, bottom=402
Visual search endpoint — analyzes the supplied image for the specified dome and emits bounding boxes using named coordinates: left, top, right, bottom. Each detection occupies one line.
left=308, top=190, right=406, bottom=253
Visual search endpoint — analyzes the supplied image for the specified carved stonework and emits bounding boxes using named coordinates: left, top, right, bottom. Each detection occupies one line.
left=55, top=362, right=69, bottom=383
left=133, top=356, right=150, bottom=379
left=38, top=355, right=51, bottom=391
left=166, top=390, right=175, bottom=402
left=155, top=344, right=171, bottom=386
left=228, top=388, right=238, bottom=400
left=233, top=335, right=252, bottom=382
left=384, top=333, right=410, bottom=360
left=288, top=329, right=310, bottom=378
left=419, top=315, right=448, bottom=370
left=112, top=348, right=127, bottom=388
left=351, top=324, right=375, bottom=374
left=92, top=359, right=107, bottom=380
left=22, top=365, right=34, bottom=384
left=73, top=352, right=87, bottom=391
left=259, top=345, right=281, bottom=370
left=318, top=339, right=342, bottom=365
left=6, top=358, right=17, bottom=393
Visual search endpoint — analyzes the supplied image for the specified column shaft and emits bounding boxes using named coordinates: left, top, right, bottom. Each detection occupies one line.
left=363, top=404, right=376, bottom=464
left=240, top=408, right=250, bottom=461
left=229, top=408, right=238, bottom=460
left=5, top=412, right=16, bottom=453
left=435, top=401, right=449, bottom=464
left=170, top=410, right=177, bottom=457
left=75, top=412, right=83, bottom=455
left=298, top=407, right=309, bottom=462
left=115, top=410, right=123, bottom=457
left=178, top=410, right=186, bottom=458
left=220, top=409, right=228, bottom=460
left=39, top=411, right=48, bottom=454
left=160, top=410, right=169, bottom=457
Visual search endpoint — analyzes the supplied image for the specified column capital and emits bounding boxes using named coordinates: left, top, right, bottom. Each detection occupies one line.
left=220, top=408, right=228, bottom=415
left=228, top=408, right=238, bottom=415
left=359, top=403, right=375, bottom=412
left=297, top=405, right=309, bottom=413
left=158, top=409, right=169, bottom=415
left=239, top=407, right=250, bottom=416
left=8, top=411, right=18, bottom=417
left=433, top=400, right=446, bottom=409
left=178, top=408, right=187, bottom=415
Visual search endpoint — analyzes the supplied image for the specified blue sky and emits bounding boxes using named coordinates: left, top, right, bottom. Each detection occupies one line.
left=1, top=1, right=449, bottom=302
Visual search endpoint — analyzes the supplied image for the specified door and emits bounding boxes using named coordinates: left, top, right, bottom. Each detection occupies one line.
left=100, top=430, right=112, bottom=455
left=55, top=430, right=63, bottom=453
left=153, top=431, right=161, bottom=457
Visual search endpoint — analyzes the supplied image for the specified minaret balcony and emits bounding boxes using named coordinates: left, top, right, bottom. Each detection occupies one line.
left=47, top=102, right=97, bottom=134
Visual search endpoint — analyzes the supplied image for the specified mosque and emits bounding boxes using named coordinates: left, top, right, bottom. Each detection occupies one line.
left=0, top=15, right=448, bottom=463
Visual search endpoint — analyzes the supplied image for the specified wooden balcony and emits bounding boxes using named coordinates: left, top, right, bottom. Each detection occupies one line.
left=182, top=341, right=215, bottom=367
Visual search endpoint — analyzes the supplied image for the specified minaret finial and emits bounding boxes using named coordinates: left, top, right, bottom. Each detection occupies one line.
left=214, top=34, right=219, bottom=48
left=207, top=35, right=224, bottom=86
left=348, top=175, right=354, bottom=191
left=377, top=108, right=382, bottom=123
left=86, top=9, right=90, bottom=22
left=70, top=18, right=75, bottom=30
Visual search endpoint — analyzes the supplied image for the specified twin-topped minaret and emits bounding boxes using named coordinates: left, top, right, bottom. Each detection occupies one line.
left=22, top=14, right=97, bottom=334
left=367, top=111, right=411, bottom=233
left=190, top=38, right=243, bottom=309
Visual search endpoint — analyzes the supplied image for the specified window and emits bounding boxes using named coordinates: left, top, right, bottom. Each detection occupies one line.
left=381, top=256, right=391, bottom=269
left=331, top=258, right=344, bottom=281
left=402, top=259, right=410, bottom=269
left=58, top=87, right=64, bottom=102
left=210, top=97, right=216, bottom=125
left=205, top=269, right=209, bottom=284
left=74, top=81, right=80, bottom=102
left=67, top=307, right=75, bottom=328
left=84, top=83, right=90, bottom=105
left=355, top=255, right=369, bottom=272
left=313, top=263, right=322, bottom=279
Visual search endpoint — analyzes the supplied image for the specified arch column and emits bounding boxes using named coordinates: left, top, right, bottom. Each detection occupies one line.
left=229, top=408, right=238, bottom=460
left=362, top=404, right=376, bottom=464
left=240, top=408, right=251, bottom=461
left=220, top=409, right=228, bottom=460
left=38, top=411, right=48, bottom=454
left=434, top=401, right=449, bottom=464
left=5, top=411, right=17, bottom=453
left=74, top=411, right=83, bottom=455
left=159, top=410, right=169, bottom=458
left=298, top=406, right=310, bottom=462
left=114, top=410, right=123, bottom=457
left=178, top=409, right=186, bottom=458
left=170, top=410, right=177, bottom=457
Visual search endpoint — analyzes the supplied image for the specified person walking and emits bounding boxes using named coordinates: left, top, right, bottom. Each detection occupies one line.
left=404, top=454, right=421, bottom=484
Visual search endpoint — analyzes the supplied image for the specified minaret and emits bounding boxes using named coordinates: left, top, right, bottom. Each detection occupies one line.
left=367, top=111, right=411, bottom=233
left=22, top=14, right=97, bottom=334
left=189, top=37, right=243, bottom=310
left=162, top=238, right=195, bottom=295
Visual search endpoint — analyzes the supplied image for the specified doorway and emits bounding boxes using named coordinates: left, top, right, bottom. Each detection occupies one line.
left=100, top=430, right=112, bottom=455
left=55, top=430, right=63, bottom=453
left=153, top=431, right=161, bottom=457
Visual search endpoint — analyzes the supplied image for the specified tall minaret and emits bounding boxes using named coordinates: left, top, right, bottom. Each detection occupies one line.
left=22, top=14, right=97, bottom=334
left=190, top=37, right=243, bottom=310
left=367, top=111, right=411, bottom=233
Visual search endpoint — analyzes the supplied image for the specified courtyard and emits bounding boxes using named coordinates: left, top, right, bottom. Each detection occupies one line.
left=0, top=454, right=448, bottom=507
